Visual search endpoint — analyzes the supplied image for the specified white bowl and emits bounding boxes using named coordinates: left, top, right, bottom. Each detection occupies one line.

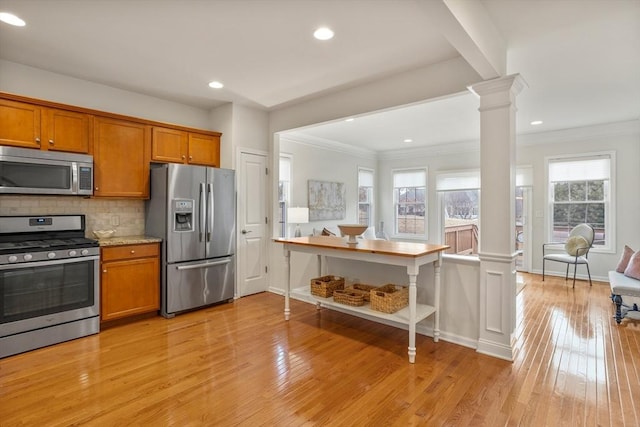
left=338, top=224, right=368, bottom=244
left=93, top=229, right=115, bottom=239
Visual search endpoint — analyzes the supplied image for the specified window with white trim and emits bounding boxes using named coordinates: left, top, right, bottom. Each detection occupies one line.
left=548, top=154, right=613, bottom=249
left=358, top=168, right=374, bottom=226
left=393, top=168, right=427, bottom=238
left=278, top=155, right=292, bottom=238
left=436, top=170, right=480, bottom=256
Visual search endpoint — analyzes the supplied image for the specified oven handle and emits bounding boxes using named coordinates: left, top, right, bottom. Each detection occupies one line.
left=0, top=255, right=100, bottom=270
left=175, top=258, right=231, bottom=271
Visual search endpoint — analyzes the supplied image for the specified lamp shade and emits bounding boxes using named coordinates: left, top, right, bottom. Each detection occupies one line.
left=287, top=207, right=309, bottom=224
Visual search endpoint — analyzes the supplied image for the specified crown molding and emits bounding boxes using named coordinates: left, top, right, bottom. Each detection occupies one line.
left=378, top=139, right=480, bottom=160
left=517, top=119, right=640, bottom=146
left=280, top=119, right=638, bottom=162
left=280, top=132, right=378, bottom=160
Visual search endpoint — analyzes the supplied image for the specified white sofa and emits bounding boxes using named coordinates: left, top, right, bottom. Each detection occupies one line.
left=609, top=270, right=640, bottom=324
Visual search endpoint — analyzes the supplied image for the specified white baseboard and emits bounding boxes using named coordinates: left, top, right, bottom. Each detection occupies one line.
left=476, top=338, right=516, bottom=361
left=530, top=269, right=608, bottom=283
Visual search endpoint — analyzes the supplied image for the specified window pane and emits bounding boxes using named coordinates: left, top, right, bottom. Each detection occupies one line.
left=359, top=204, right=370, bottom=226
left=569, top=204, right=587, bottom=225
left=359, top=187, right=372, bottom=203
left=569, top=182, right=586, bottom=201
left=587, top=203, right=605, bottom=226
left=393, top=169, right=426, bottom=236
left=553, top=205, right=569, bottom=240
left=549, top=156, right=611, bottom=248
left=587, top=181, right=604, bottom=201
left=406, top=188, right=415, bottom=203
left=443, top=190, right=479, bottom=256
left=554, top=182, right=569, bottom=201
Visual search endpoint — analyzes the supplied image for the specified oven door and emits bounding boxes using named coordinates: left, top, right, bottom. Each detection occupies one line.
left=0, top=255, right=100, bottom=338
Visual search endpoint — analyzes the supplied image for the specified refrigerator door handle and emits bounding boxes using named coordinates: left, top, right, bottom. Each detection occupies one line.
left=207, top=183, right=214, bottom=242
left=175, top=258, right=231, bottom=270
left=199, top=182, right=205, bottom=242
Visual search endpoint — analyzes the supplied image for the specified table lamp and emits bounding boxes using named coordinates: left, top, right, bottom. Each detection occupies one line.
left=287, top=207, right=309, bottom=237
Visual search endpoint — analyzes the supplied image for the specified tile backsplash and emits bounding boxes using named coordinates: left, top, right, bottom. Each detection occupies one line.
left=0, top=196, right=145, bottom=238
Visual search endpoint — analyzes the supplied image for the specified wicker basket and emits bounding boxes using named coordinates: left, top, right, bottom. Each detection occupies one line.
left=333, top=289, right=366, bottom=306
left=347, top=283, right=377, bottom=302
left=370, top=284, right=408, bottom=314
left=310, top=275, right=345, bottom=298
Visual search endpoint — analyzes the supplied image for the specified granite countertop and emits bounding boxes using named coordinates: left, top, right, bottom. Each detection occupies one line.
left=96, top=235, right=162, bottom=247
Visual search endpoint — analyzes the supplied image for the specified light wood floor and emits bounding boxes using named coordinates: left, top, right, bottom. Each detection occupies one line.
left=1, top=273, right=639, bottom=426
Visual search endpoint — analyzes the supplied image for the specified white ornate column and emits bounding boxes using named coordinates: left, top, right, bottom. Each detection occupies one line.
left=469, top=74, right=527, bottom=361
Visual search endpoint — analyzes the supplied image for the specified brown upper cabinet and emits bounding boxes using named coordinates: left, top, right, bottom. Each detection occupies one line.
left=0, top=99, right=91, bottom=153
left=93, top=116, right=151, bottom=198
left=152, top=126, right=220, bottom=167
left=1, top=93, right=222, bottom=199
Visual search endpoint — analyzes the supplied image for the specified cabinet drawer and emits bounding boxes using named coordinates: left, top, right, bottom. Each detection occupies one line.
left=101, top=243, right=159, bottom=261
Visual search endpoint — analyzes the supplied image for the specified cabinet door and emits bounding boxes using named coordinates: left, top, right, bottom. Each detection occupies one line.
left=188, top=133, right=220, bottom=167
left=151, top=126, right=188, bottom=163
left=101, top=256, right=160, bottom=321
left=93, top=116, right=151, bottom=198
left=43, top=108, right=91, bottom=153
left=0, top=99, right=42, bottom=149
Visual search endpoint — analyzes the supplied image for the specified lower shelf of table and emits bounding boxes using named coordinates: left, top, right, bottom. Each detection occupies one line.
left=290, top=287, right=436, bottom=326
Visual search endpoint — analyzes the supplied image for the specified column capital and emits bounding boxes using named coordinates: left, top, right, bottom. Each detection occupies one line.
left=468, top=73, right=528, bottom=98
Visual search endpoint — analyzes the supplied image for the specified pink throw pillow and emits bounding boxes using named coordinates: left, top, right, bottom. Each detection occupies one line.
left=624, top=250, right=640, bottom=281
left=616, top=245, right=635, bottom=273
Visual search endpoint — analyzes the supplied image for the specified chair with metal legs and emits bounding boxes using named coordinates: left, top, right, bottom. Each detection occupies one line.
left=542, top=223, right=594, bottom=288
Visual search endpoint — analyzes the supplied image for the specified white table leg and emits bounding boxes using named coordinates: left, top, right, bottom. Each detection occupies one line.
left=434, top=254, right=442, bottom=342
left=284, top=247, right=291, bottom=320
left=407, top=264, right=418, bottom=363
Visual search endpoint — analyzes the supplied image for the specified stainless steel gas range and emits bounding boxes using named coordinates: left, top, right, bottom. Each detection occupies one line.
left=0, top=214, right=100, bottom=358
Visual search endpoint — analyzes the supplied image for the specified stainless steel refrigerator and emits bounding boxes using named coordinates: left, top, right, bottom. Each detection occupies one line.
left=145, top=163, right=236, bottom=318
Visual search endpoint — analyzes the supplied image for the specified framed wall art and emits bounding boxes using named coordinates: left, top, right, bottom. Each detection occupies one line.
left=308, top=180, right=345, bottom=221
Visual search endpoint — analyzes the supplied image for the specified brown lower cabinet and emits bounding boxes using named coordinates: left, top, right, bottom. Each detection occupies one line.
left=100, top=243, right=160, bottom=322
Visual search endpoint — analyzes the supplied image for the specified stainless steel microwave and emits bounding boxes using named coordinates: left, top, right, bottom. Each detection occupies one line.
left=0, top=146, right=93, bottom=196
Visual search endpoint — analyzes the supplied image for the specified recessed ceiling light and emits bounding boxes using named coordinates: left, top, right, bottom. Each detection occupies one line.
left=404, top=139, right=413, bottom=143
left=208, top=81, right=224, bottom=89
left=0, top=12, right=26, bottom=26
left=345, top=118, right=354, bottom=122
left=530, top=120, right=543, bottom=125
left=313, top=27, right=334, bottom=41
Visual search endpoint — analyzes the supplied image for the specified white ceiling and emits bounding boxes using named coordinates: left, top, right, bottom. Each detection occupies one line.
left=0, top=0, right=638, bottom=151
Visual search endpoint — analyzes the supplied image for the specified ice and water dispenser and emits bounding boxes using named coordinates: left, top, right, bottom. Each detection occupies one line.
left=173, top=199, right=194, bottom=232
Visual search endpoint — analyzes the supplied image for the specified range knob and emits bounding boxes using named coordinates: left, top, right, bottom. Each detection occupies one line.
left=69, top=250, right=77, bottom=257
left=48, top=252, right=56, bottom=259
left=81, top=249, right=89, bottom=256
left=8, top=255, right=18, bottom=263
left=23, top=253, right=33, bottom=261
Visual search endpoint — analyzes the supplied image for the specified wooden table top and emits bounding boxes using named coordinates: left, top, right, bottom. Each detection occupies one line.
left=274, top=236, right=449, bottom=258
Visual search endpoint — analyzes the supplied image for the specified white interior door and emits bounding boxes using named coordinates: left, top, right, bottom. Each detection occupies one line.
left=238, top=151, right=268, bottom=297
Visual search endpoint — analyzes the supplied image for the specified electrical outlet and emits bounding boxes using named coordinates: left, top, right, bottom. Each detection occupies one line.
left=111, top=215, right=120, bottom=226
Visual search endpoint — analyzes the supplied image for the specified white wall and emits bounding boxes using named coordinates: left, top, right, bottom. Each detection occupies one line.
left=518, top=120, right=640, bottom=281
left=233, top=104, right=270, bottom=154
left=270, top=137, right=377, bottom=293
left=270, top=137, right=481, bottom=348
left=280, top=136, right=377, bottom=234
left=373, top=119, right=640, bottom=282
left=0, top=60, right=212, bottom=129
left=377, top=142, right=481, bottom=243
left=269, top=57, right=480, bottom=135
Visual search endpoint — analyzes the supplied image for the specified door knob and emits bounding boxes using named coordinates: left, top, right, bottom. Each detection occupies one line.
left=241, top=230, right=252, bottom=234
